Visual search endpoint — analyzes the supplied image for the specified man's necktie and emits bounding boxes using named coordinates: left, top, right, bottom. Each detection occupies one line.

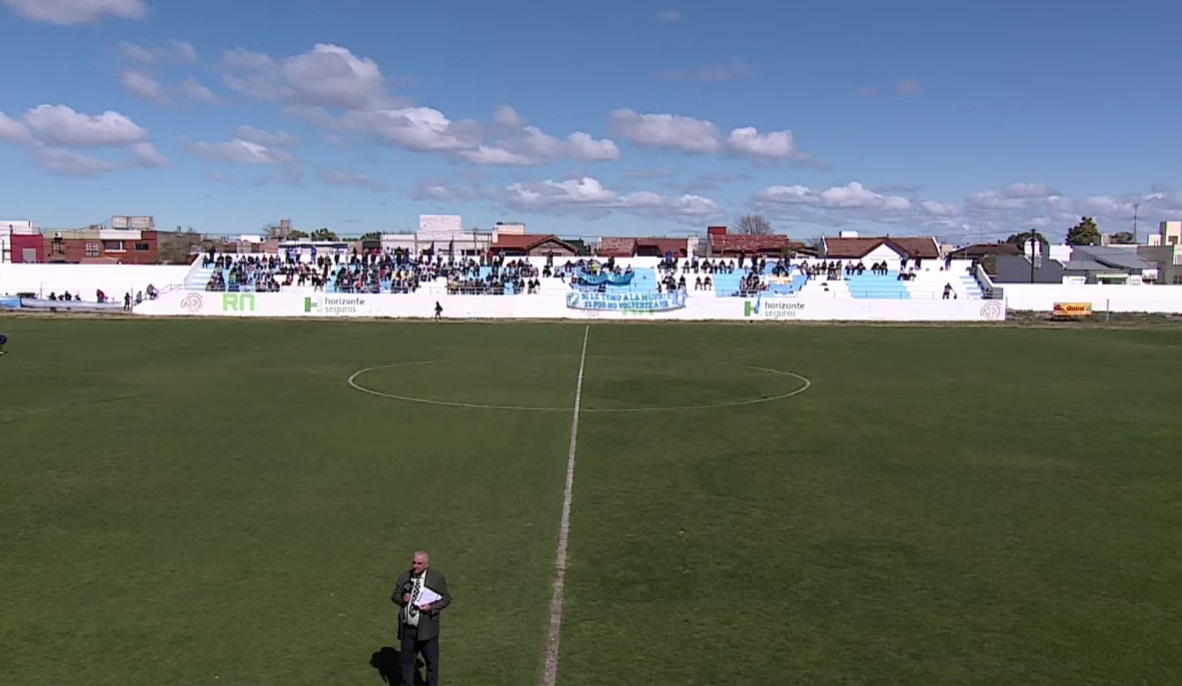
left=407, top=575, right=423, bottom=626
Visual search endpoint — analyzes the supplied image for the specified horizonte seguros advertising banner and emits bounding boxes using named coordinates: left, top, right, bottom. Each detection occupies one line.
left=134, top=290, right=1008, bottom=322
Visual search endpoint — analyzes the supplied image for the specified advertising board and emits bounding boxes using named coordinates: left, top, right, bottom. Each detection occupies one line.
left=1052, top=302, right=1093, bottom=318
left=136, top=290, right=1008, bottom=322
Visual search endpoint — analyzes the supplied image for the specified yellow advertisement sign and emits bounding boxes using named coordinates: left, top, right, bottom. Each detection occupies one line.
left=1052, top=302, right=1093, bottom=318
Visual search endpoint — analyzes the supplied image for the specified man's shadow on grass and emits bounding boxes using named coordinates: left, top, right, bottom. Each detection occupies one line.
left=371, top=646, right=426, bottom=686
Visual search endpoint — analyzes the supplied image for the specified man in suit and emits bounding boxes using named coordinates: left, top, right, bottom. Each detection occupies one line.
left=392, top=550, right=451, bottom=686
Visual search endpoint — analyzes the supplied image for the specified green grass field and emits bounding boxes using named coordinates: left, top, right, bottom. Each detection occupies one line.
left=2, top=318, right=1180, bottom=686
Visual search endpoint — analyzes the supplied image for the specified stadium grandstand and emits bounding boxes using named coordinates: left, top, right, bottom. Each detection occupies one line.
left=185, top=227, right=984, bottom=302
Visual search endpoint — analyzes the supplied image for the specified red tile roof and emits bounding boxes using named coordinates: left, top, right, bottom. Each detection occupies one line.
left=709, top=233, right=790, bottom=253
left=889, top=236, right=940, bottom=259
left=823, top=236, right=940, bottom=259
left=636, top=237, right=688, bottom=256
left=822, top=237, right=888, bottom=259
left=595, top=236, right=688, bottom=257
left=491, top=233, right=577, bottom=252
left=597, top=237, right=637, bottom=257
left=491, top=233, right=550, bottom=250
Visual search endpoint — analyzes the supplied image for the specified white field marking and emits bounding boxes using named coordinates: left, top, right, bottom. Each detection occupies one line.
left=346, top=358, right=812, bottom=413
left=541, top=324, right=589, bottom=686
left=347, top=360, right=569, bottom=412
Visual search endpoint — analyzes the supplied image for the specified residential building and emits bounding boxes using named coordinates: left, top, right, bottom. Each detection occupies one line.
left=820, top=232, right=941, bottom=262
left=489, top=233, right=580, bottom=257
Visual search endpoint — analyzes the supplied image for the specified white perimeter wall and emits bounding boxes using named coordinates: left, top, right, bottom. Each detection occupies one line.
left=136, top=290, right=1007, bottom=322
left=8, top=261, right=1182, bottom=314
left=0, top=264, right=189, bottom=298
left=1000, top=284, right=1182, bottom=313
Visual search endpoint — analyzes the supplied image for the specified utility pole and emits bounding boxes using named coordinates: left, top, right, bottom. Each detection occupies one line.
left=1133, top=203, right=1139, bottom=244
left=1028, top=232, right=1037, bottom=283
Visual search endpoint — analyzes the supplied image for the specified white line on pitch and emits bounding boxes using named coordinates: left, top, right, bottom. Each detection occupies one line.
left=541, top=324, right=589, bottom=686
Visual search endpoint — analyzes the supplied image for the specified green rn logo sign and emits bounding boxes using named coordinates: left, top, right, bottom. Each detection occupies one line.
left=222, top=293, right=255, bottom=312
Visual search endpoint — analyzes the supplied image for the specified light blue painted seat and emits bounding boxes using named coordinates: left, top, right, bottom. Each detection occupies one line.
left=845, top=272, right=911, bottom=299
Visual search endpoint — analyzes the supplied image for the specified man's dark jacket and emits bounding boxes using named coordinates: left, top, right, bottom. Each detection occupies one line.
left=392, top=568, right=451, bottom=640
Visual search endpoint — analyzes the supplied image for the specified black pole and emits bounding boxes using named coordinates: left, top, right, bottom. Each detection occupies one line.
left=1029, top=233, right=1035, bottom=283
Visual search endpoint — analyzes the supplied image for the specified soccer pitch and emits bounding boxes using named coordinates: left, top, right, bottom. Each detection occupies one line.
left=2, top=318, right=1180, bottom=686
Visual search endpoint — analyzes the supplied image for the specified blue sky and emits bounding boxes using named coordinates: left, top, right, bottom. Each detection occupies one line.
left=1, top=0, right=1180, bottom=242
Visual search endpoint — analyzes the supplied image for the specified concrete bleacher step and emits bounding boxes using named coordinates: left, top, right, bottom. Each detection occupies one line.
left=959, top=275, right=984, bottom=298
left=184, top=266, right=215, bottom=290
left=845, top=273, right=911, bottom=299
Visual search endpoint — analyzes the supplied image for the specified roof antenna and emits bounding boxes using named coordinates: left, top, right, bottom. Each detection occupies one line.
left=1132, top=203, right=1139, bottom=244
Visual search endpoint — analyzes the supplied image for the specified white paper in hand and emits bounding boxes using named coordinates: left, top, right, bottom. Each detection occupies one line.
left=417, top=587, right=442, bottom=607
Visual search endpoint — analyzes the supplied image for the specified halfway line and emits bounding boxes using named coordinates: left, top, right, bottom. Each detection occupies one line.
left=541, top=324, right=589, bottom=686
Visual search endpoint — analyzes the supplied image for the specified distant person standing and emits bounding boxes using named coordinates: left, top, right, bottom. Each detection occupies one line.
left=434, top=301, right=443, bottom=320
left=0, top=332, right=7, bottom=355
left=393, top=550, right=451, bottom=686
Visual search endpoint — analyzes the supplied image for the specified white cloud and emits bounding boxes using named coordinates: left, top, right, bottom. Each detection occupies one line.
left=505, top=176, right=724, bottom=222
left=2, top=104, right=165, bottom=174
left=180, top=77, right=219, bottom=104
left=222, top=43, right=388, bottom=109
left=344, top=106, right=475, bottom=151
left=609, top=108, right=803, bottom=161
left=120, top=70, right=169, bottom=105
left=756, top=182, right=911, bottom=212
left=119, top=39, right=198, bottom=64
left=317, top=169, right=386, bottom=192
left=1, top=0, right=145, bottom=24
left=130, top=142, right=168, bottom=168
left=26, top=142, right=166, bottom=176
left=233, top=125, right=296, bottom=148
left=492, top=104, right=525, bottom=127
left=187, top=125, right=296, bottom=167
left=171, top=40, right=198, bottom=63
left=658, top=58, right=754, bottom=82
left=343, top=104, right=618, bottom=166
left=413, top=179, right=488, bottom=203
left=219, top=45, right=614, bottom=166
left=0, top=111, right=31, bottom=144
left=188, top=137, right=295, bottom=165
left=751, top=180, right=1182, bottom=242
left=919, top=200, right=958, bottom=217
left=22, top=104, right=149, bottom=147
left=609, top=109, right=722, bottom=154
left=31, top=147, right=118, bottom=175
left=727, top=127, right=798, bottom=161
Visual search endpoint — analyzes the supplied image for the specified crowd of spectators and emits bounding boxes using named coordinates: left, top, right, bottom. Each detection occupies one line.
left=198, top=248, right=967, bottom=298
left=203, top=248, right=556, bottom=296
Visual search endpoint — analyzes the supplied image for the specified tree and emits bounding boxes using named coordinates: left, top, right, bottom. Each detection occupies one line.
left=734, top=214, right=774, bottom=235
left=1005, top=230, right=1049, bottom=254
left=1110, top=231, right=1136, bottom=245
left=157, top=230, right=203, bottom=264
left=288, top=229, right=308, bottom=239
left=310, top=228, right=338, bottom=241
left=359, top=231, right=382, bottom=241
left=1065, top=216, right=1101, bottom=246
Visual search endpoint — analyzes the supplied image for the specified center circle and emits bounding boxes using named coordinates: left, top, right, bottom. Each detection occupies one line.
left=347, top=355, right=811, bottom=413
